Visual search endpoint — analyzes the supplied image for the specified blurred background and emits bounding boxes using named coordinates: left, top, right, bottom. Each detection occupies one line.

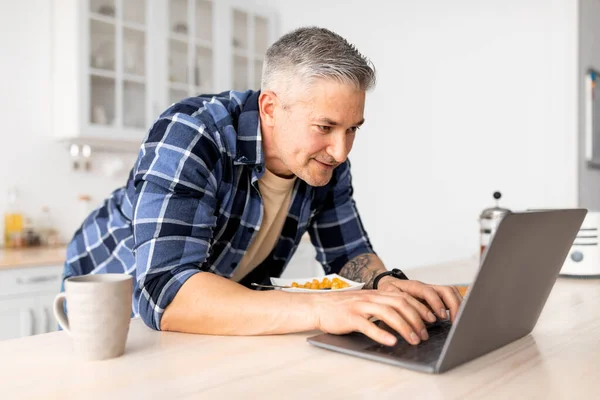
left=1, top=0, right=599, bottom=273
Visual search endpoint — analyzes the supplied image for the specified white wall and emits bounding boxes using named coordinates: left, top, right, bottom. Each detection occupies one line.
left=257, top=0, right=580, bottom=268
left=0, top=0, right=582, bottom=272
left=0, top=0, right=135, bottom=246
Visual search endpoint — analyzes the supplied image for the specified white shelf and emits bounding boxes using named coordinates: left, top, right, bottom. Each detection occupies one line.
left=90, top=68, right=116, bottom=79
left=122, top=21, right=146, bottom=32
left=196, top=85, right=213, bottom=94
left=60, top=132, right=143, bottom=153
left=124, top=73, right=146, bottom=84
left=169, top=82, right=190, bottom=92
left=233, top=48, right=248, bottom=58
left=89, top=13, right=116, bottom=25
left=90, top=121, right=117, bottom=128
left=169, top=33, right=189, bottom=44
left=195, top=38, right=212, bottom=49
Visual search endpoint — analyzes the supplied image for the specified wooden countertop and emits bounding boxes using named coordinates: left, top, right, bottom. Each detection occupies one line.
left=0, top=246, right=67, bottom=270
left=1, top=257, right=599, bottom=399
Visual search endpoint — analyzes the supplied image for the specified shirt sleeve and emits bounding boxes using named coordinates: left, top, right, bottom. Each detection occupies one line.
left=307, top=160, right=376, bottom=274
left=132, top=113, right=222, bottom=330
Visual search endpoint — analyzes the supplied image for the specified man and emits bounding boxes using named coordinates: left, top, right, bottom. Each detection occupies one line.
left=64, top=26, right=463, bottom=347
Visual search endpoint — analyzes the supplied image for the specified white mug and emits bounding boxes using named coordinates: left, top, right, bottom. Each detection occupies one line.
left=53, top=274, right=133, bottom=361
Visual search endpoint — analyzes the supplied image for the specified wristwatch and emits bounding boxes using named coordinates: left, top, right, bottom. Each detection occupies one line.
left=373, top=268, right=409, bottom=289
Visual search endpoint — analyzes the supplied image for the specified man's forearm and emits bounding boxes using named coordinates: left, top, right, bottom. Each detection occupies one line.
left=160, top=272, right=317, bottom=335
left=338, top=253, right=387, bottom=289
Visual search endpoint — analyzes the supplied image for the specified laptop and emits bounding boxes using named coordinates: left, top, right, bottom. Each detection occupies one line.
left=307, top=209, right=587, bottom=373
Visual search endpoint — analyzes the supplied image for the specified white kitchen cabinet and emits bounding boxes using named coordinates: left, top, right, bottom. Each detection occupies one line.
left=52, top=0, right=277, bottom=152
left=159, top=0, right=277, bottom=106
left=38, top=293, right=60, bottom=334
left=0, top=265, right=62, bottom=340
left=53, top=0, right=154, bottom=151
left=226, top=1, right=277, bottom=92
left=0, top=297, right=36, bottom=341
left=163, top=0, right=216, bottom=105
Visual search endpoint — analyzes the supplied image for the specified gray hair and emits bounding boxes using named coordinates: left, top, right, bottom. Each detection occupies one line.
left=261, top=27, right=376, bottom=97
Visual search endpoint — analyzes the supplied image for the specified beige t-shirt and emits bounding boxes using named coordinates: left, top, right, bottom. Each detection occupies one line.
left=230, top=168, right=296, bottom=282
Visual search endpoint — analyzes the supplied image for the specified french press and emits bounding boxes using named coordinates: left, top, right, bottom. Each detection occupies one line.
left=479, top=191, right=511, bottom=257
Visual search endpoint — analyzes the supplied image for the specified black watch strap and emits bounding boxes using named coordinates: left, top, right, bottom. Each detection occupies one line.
left=373, top=268, right=409, bottom=289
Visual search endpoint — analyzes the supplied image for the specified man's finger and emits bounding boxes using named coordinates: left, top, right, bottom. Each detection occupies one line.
left=452, top=286, right=464, bottom=304
left=434, top=286, right=461, bottom=323
left=397, top=291, right=437, bottom=324
left=356, top=302, right=422, bottom=345
left=364, top=288, right=436, bottom=329
left=418, top=285, right=448, bottom=320
left=352, top=317, right=398, bottom=346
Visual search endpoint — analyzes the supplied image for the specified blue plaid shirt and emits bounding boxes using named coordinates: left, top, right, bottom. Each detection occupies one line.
left=64, top=90, right=375, bottom=330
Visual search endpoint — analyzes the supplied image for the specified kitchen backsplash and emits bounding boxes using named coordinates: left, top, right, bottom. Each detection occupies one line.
left=0, top=150, right=137, bottom=249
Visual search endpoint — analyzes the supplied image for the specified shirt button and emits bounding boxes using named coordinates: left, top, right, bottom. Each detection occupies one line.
left=247, top=227, right=255, bottom=233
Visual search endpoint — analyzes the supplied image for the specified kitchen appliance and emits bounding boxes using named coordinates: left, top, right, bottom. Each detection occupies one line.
left=479, top=191, right=511, bottom=259
left=560, top=210, right=600, bottom=277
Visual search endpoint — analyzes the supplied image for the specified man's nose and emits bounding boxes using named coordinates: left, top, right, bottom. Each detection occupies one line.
left=327, top=133, right=348, bottom=164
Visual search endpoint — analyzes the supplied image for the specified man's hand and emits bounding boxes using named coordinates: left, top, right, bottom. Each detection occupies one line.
left=376, top=277, right=463, bottom=323
left=311, top=290, right=440, bottom=347
left=337, top=253, right=463, bottom=326
left=331, top=253, right=464, bottom=346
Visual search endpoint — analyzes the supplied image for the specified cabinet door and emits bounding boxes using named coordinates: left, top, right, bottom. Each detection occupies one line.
left=229, top=3, right=276, bottom=91
left=86, top=0, right=150, bottom=134
left=0, top=297, right=37, bottom=341
left=0, top=265, right=62, bottom=297
left=161, top=0, right=277, bottom=108
left=38, top=293, right=60, bottom=334
left=166, top=0, right=216, bottom=105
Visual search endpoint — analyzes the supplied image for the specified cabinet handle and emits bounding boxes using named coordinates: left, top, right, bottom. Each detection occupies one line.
left=44, top=307, right=52, bottom=333
left=16, top=275, right=60, bottom=285
left=20, top=308, right=34, bottom=337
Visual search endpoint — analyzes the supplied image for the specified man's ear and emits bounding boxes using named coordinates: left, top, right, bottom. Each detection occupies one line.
left=258, top=90, right=278, bottom=127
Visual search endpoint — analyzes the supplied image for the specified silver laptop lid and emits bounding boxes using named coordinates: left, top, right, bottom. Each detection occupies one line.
left=436, top=209, right=586, bottom=372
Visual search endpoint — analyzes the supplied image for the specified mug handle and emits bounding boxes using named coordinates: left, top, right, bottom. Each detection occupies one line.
left=53, top=293, right=71, bottom=335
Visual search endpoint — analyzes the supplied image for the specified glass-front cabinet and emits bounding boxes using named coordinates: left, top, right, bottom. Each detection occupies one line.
left=167, top=0, right=215, bottom=105
left=231, top=8, right=272, bottom=91
left=164, top=0, right=276, bottom=105
left=52, top=0, right=276, bottom=152
left=88, top=0, right=148, bottom=131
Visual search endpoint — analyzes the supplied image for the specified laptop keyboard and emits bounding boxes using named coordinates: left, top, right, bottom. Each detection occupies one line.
left=364, top=320, right=453, bottom=365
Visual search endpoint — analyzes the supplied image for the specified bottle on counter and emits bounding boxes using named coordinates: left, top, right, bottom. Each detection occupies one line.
left=4, top=187, right=24, bottom=248
left=39, top=206, right=60, bottom=247
left=23, top=217, right=41, bottom=247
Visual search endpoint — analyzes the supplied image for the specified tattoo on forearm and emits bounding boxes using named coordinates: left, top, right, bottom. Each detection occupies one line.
left=339, top=254, right=379, bottom=289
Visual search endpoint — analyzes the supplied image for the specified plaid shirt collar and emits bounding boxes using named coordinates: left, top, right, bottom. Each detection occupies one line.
left=233, top=90, right=264, bottom=167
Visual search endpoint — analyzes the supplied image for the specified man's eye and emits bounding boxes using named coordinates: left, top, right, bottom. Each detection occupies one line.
left=318, top=125, right=331, bottom=133
left=348, top=126, right=359, bottom=134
